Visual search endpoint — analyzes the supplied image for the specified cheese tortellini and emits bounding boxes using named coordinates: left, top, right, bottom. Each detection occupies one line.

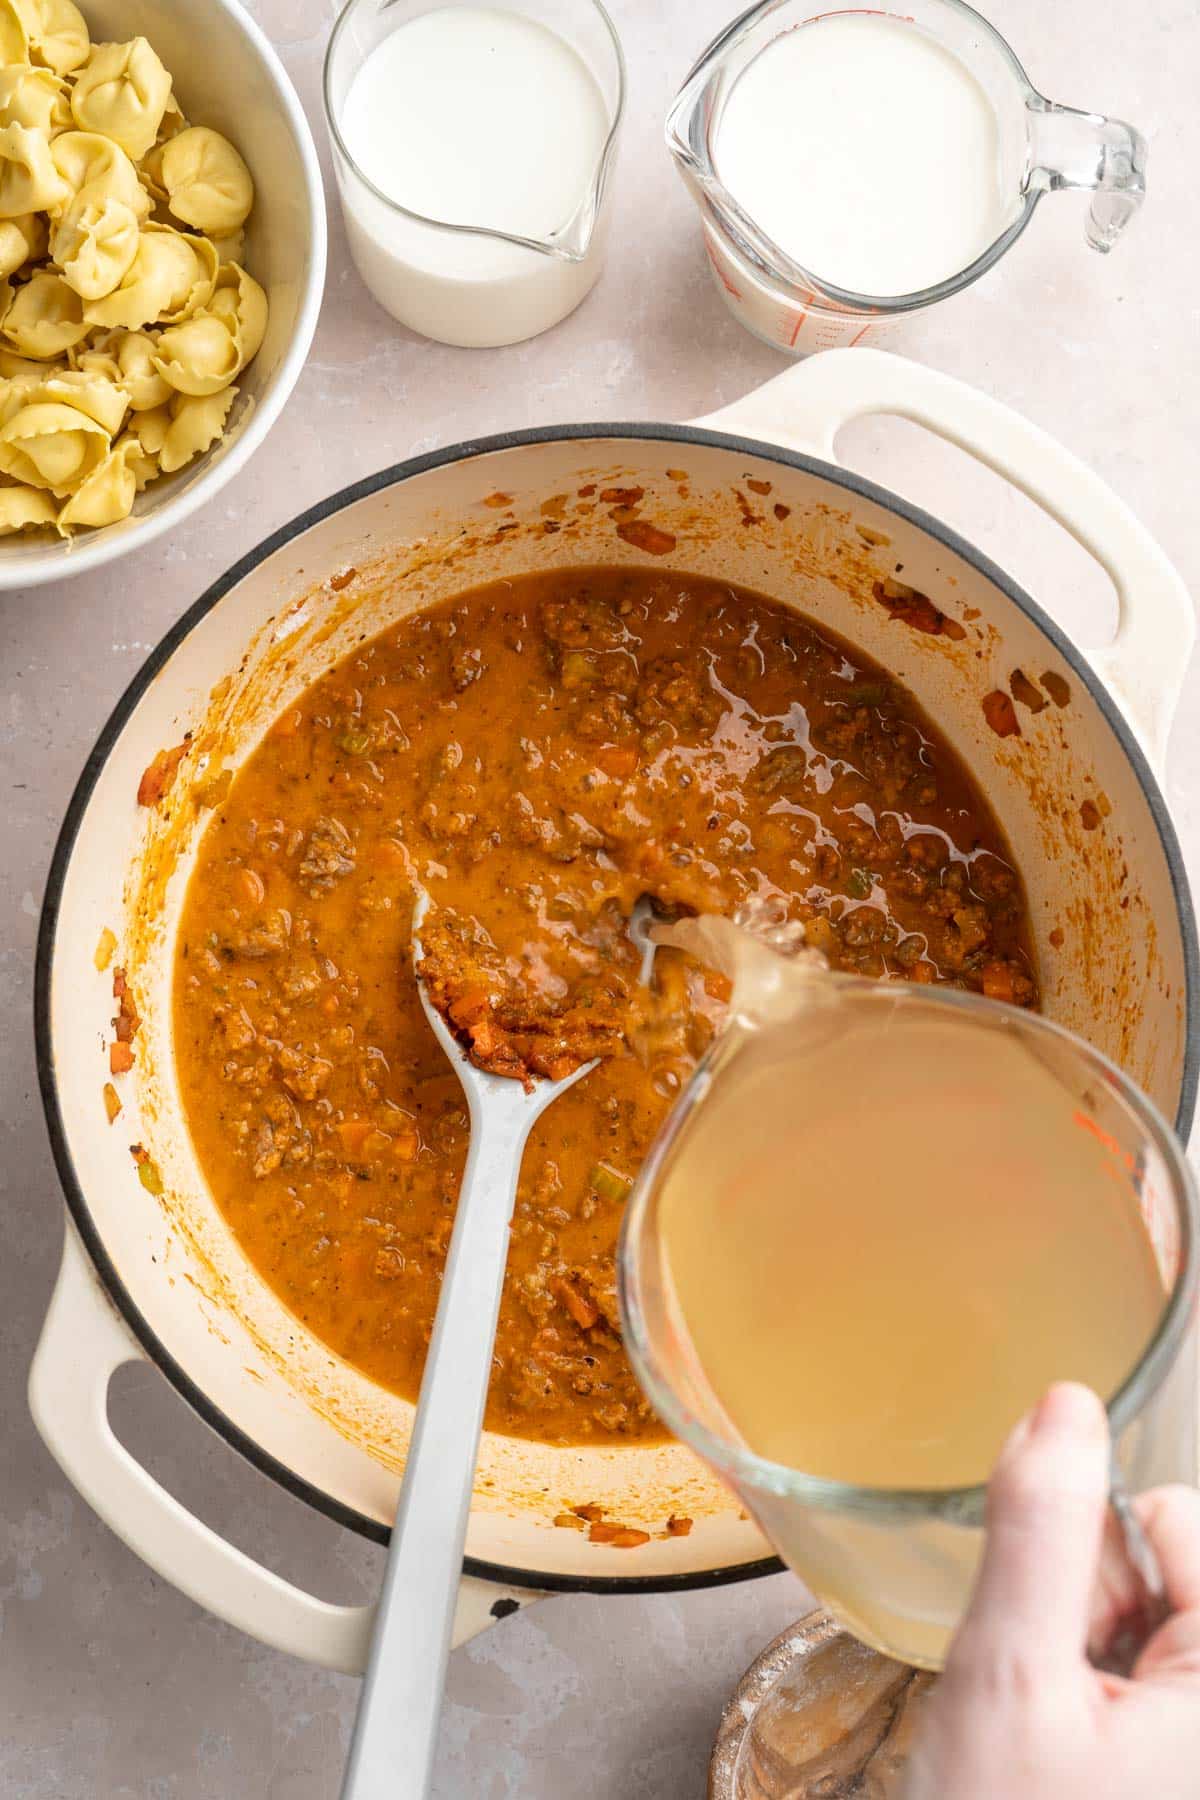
left=51, top=129, right=152, bottom=220
left=0, top=395, right=108, bottom=489
left=0, top=208, right=43, bottom=276
left=161, top=127, right=252, bottom=236
left=70, top=36, right=170, bottom=160
left=13, top=0, right=90, bottom=75
left=0, top=119, right=69, bottom=213
left=2, top=267, right=87, bottom=355
left=84, top=221, right=216, bottom=330
left=0, top=64, right=69, bottom=133
left=0, top=0, right=27, bottom=65
left=0, top=480, right=56, bottom=529
left=0, top=9, right=267, bottom=536
left=56, top=428, right=140, bottom=527
left=52, top=189, right=139, bottom=299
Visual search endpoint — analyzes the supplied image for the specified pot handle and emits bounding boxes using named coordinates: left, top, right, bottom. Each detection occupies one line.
left=696, top=349, right=1193, bottom=772
left=28, top=1222, right=537, bottom=1674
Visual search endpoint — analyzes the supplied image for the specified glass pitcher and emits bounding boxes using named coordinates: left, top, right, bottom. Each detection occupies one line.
left=323, top=0, right=625, bottom=347
left=619, top=975, right=1197, bottom=1671
left=667, top=0, right=1148, bottom=354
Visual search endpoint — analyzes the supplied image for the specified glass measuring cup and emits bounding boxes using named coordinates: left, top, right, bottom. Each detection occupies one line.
left=324, top=0, right=624, bottom=347
left=619, top=976, right=1197, bottom=1671
left=668, top=0, right=1147, bottom=354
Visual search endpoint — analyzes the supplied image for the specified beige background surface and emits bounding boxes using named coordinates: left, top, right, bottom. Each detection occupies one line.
left=3, top=0, right=1198, bottom=1793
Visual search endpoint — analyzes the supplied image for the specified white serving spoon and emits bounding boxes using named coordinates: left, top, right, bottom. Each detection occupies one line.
left=341, top=892, right=596, bottom=1800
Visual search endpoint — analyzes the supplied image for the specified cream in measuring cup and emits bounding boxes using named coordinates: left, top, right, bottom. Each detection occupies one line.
left=324, top=1, right=623, bottom=348
left=669, top=0, right=1147, bottom=354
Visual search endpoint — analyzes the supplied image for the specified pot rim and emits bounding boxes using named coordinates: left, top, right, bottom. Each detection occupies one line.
left=35, top=421, right=1200, bottom=1594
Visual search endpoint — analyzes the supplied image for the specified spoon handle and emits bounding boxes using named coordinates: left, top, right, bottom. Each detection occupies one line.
left=341, top=1098, right=534, bottom=1800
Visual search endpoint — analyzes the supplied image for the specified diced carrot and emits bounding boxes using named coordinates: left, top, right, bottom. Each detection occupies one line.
left=616, top=520, right=676, bottom=556
left=665, top=1515, right=693, bottom=1537
left=570, top=1503, right=606, bottom=1523
left=981, top=961, right=1015, bottom=1003
left=554, top=1512, right=587, bottom=1531
left=237, top=868, right=265, bottom=907
left=109, top=1041, right=134, bottom=1075
left=449, top=988, right=491, bottom=1028
left=363, top=1129, right=392, bottom=1157
left=596, top=744, right=639, bottom=780
left=468, top=1017, right=499, bottom=1057
left=137, top=738, right=190, bottom=807
left=391, top=1130, right=419, bottom=1162
left=541, top=1055, right=576, bottom=1083
left=554, top=1278, right=600, bottom=1331
left=588, top=1522, right=650, bottom=1548
left=337, top=1119, right=373, bottom=1156
left=981, top=690, right=1021, bottom=738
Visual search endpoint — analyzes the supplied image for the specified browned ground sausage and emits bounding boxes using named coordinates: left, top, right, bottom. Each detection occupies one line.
left=173, top=568, right=1036, bottom=1446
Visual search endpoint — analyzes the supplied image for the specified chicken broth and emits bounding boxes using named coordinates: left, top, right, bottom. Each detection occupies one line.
left=173, top=566, right=1037, bottom=1445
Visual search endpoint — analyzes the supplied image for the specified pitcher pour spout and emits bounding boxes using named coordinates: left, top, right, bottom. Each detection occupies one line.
left=1025, top=98, right=1147, bottom=252
left=541, top=122, right=623, bottom=263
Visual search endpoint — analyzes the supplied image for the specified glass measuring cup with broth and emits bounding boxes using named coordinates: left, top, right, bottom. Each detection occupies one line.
left=619, top=927, right=1197, bottom=1668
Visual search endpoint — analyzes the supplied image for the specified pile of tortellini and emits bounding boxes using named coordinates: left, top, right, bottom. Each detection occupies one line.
left=0, top=0, right=267, bottom=537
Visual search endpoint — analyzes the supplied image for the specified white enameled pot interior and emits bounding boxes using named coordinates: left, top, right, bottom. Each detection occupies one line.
left=45, top=431, right=1192, bottom=1582
left=0, top=0, right=324, bottom=588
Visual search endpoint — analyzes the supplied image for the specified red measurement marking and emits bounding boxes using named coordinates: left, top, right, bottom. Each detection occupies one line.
left=705, top=238, right=742, bottom=300
left=1072, top=1108, right=1137, bottom=1173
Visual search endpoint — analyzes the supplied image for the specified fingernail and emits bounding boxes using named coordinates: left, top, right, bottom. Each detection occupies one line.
left=1029, top=1382, right=1107, bottom=1441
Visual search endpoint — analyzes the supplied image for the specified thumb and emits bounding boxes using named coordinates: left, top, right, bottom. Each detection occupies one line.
left=951, top=1383, right=1111, bottom=1672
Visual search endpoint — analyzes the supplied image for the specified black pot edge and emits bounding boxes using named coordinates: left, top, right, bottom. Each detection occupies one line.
left=34, top=420, right=1200, bottom=1598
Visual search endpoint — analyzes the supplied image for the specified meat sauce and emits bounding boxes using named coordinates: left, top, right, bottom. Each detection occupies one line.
left=173, top=568, right=1037, bottom=1445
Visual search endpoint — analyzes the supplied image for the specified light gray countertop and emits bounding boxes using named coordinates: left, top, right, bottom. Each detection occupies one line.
left=3, top=1, right=1199, bottom=1793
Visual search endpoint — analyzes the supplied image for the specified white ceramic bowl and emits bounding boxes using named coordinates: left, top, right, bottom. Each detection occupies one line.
left=0, top=0, right=326, bottom=590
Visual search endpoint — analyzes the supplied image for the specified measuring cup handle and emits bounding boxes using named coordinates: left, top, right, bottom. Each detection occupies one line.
left=694, top=349, right=1193, bottom=773
left=1026, top=99, right=1147, bottom=253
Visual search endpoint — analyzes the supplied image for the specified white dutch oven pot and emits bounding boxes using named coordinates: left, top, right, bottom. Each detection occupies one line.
left=30, top=351, right=1198, bottom=1673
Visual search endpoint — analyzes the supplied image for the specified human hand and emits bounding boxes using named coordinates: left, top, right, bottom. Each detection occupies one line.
left=902, top=1383, right=1200, bottom=1800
